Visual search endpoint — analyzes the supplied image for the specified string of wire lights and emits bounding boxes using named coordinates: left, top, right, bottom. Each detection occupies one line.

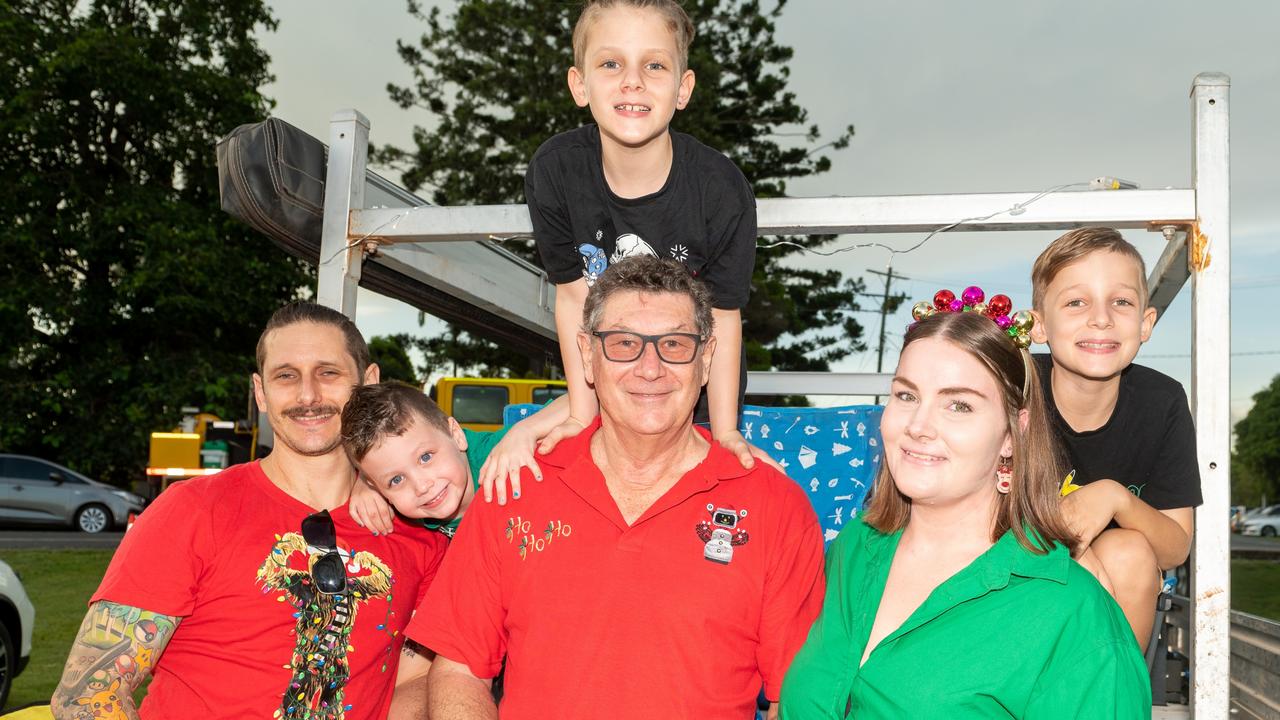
left=754, top=182, right=1090, bottom=258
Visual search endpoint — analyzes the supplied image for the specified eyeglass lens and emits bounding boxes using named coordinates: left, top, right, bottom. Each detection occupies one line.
left=598, top=332, right=700, bottom=363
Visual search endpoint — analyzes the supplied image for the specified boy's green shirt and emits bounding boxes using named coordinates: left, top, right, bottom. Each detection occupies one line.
left=420, top=426, right=509, bottom=538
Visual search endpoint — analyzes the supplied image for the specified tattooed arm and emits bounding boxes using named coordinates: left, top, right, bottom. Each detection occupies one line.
left=388, top=638, right=434, bottom=720
left=51, top=600, right=180, bottom=720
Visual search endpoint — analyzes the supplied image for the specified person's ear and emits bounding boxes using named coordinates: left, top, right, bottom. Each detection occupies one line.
left=568, top=66, right=589, bottom=108
left=675, top=69, right=696, bottom=109
left=252, top=373, right=266, bottom=410
left=698, top=334, right=716, bottom=387
left=1029, top=310, right=1047, bottom=344
left=578, top=331, right=597, bottom=386
left=448, top=416, right=468, bottom=452
left=364, top=363, right=381, bottom=385
left=1139, top=305, right=1157, bottom=343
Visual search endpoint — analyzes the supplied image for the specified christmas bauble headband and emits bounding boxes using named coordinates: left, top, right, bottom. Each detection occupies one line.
left=910, top=286, right=1035, bottom=350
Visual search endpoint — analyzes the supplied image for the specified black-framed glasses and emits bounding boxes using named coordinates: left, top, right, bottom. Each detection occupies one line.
left=301, top=509, right=347, bottom=595
left=591, top=331, right=705, bottom=364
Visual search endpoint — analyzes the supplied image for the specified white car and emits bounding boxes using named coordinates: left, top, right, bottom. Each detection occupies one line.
left=1241, top=504, right=1280, bottom=537
left=0, top=559, right=35, bottom=709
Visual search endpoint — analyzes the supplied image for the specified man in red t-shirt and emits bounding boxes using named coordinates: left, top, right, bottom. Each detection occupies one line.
left=410, top=256, right=825, bottom=720
left=51, top=303, right=447, bottom=720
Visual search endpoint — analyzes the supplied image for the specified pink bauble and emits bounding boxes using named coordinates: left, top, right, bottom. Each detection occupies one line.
left=961, top=286, right=985, bottom=306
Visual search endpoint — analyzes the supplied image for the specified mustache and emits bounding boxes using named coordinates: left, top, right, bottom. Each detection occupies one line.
left=281, top=405, right=341, bottom=419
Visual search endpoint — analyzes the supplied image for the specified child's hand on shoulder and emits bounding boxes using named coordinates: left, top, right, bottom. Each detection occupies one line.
left=479, top=425, right=550, bottom=506
left=349, top=479, right=396, bottom=536
left=535, top=416, right=588, bottom=457
left=714, top=429, right=784, bottom=473
left=1061, top=479, right=1129, bottom=551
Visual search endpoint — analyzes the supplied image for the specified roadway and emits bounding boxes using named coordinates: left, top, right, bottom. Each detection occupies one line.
left=0, top=528, right=126, bottom=550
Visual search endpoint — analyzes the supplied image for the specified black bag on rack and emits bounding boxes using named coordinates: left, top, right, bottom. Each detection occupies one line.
left=216, top=117, right=326, bottom=261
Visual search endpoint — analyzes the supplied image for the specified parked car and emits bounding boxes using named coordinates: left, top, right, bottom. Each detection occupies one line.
left=0, top=559, right=34, bottom=709
left=0, top=454, right=145, bottom=533
left=1241, top=504, right=1280, bottom=537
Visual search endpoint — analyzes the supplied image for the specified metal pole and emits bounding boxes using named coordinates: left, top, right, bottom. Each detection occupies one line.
left=317, top=109, right=370, bottom=318
left=1189, top=72, right=1231, bottom=719
left=868, top=265, right=907, bottom=404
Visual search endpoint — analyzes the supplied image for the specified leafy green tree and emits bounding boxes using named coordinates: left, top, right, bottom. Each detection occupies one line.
left=369, top=335, right=419, bottom=386
left=389, top=332, right=544, bottom=381
left=0, top=0, right=310, bottom=485
left=378, top=0, right=865, bottom=392
left=1232, top=375, right=1280, bottom=506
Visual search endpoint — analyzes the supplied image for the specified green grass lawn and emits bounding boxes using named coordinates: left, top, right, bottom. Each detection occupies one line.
left=2, top=549, right=113, bottom=711
left=1232, top=558, right=1280, bottom=621
left=2, top=548, right=1277, bottom=712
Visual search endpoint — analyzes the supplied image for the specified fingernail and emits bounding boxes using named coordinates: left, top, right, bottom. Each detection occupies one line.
left=513, top=491, right=520, bottom=499
left=372, top=531, right=379, bottom=536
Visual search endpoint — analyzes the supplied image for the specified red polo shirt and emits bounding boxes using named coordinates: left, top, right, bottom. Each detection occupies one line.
left=408, top=419, right=825, bottom=719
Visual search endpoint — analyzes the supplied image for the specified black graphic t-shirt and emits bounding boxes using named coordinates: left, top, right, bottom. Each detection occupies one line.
left=524, top=124, right=757, bottom=310
left=1035, top=353, right=1203, bottom=510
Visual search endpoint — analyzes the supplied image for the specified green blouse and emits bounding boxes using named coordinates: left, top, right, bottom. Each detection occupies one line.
left=780, top=518, right=1150, bottom=719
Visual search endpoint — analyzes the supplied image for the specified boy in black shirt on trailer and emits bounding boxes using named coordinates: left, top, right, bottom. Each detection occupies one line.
left=1029, top=228, right=1203, bottom=651
left=524, top=0, right=764, bottom=469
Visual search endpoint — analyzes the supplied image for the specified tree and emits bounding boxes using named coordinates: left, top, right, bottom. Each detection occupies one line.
left=378, top=0, right=865, bottom=392
left=1232, top=375, right=1280, bottom=506
left=369, top=336, right=419, bottom=386
left=0, top=0, right=311, bottom=485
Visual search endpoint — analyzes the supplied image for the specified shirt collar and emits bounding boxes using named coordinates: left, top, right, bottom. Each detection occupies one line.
left=982, top=528, right=1071, bottom=587
left=859, top=520, right=1071, bottom=590
left=538, top=416, right=752, bottom=483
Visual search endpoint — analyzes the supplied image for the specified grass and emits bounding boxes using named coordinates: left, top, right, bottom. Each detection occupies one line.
left=1, top=549, right=1277, bottom=711
left=2, top=549, right=113, bottom=711
left=1231, top=558, right=1280, bottom=621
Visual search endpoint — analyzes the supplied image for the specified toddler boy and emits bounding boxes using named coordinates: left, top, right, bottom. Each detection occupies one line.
left=525, top=0, right=760, bottom=467
left=1029, top=227, right=1202, bottom=650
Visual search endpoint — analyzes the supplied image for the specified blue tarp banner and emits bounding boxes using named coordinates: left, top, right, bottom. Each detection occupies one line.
left=503, top=403, right=884, bottom=549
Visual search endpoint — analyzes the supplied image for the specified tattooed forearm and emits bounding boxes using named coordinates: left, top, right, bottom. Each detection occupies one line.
left=51, top=601, right=180, bottom=720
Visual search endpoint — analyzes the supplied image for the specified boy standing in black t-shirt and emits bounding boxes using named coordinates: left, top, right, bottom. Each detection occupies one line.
left=1029, top=228, right=1203, bottom=651
left=524, top=0, right=763, bottom=469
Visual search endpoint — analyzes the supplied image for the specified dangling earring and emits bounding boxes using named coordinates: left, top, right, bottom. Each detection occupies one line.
left=996, top=456, right=1013, bottom=494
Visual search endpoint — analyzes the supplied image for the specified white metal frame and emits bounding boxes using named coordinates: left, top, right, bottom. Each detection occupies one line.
left=316, top=72, right=1230, bottom=716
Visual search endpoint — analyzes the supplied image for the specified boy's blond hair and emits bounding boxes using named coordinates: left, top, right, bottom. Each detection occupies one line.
left=572, top=0, right=696, bottom=73
left=1031, top=228, right=1148, bottom=310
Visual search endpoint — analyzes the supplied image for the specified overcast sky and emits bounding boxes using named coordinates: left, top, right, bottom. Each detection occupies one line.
left=259, top=1, right=1280, bottom=423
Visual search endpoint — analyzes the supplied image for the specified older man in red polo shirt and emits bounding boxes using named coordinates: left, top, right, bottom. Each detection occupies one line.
left=406, top=256, right=824, bottom=719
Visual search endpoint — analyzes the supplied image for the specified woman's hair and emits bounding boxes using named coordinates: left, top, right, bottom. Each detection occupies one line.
left=862, top=311, right=1077, bottom=554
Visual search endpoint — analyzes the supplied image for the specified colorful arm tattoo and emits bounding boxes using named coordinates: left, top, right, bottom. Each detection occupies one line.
left=51, top=601, right=180, bottom=720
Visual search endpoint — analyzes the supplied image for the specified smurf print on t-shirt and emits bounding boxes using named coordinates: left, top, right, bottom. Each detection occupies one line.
left=578, top=230, right=660, bottom=286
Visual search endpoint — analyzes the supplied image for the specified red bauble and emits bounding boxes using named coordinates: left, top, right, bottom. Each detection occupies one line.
left=987, top=294, right=1012, bottom=318
left=933, top=289, right=956, bottom=311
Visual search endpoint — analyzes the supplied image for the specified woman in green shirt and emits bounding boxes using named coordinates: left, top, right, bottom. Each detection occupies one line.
left=780, top=307, right=1150, bottom=719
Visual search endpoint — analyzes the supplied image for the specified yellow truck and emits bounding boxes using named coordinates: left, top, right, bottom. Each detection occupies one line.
left=146, top=410, right=259, bottom=496
left=431, top=377, right=566, bottom=432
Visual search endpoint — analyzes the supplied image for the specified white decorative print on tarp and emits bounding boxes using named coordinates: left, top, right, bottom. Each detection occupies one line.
left=508, top=403, right=885, bottom=550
